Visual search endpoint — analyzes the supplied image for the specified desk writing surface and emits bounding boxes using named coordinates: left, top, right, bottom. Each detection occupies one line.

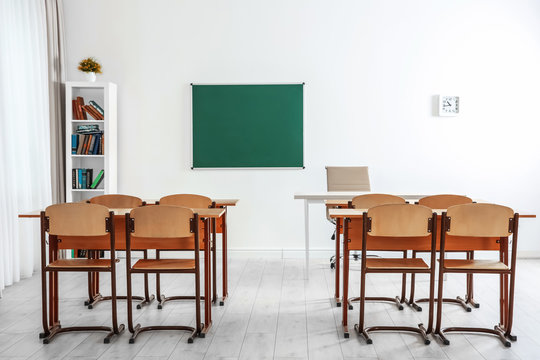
left=113, top=208, right=225, bottom=218
left=294, top=192, right=426, bottom=201
left=328, top=206, right=535, bottom=218
left=18, top=207, right=227, bottom=219
left=144, top=199, right=239, bottom=206
left=329, top=208, right=446, bottom=218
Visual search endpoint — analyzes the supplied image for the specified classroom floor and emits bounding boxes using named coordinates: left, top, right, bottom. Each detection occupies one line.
left=1, top=257, right=540, bottom=360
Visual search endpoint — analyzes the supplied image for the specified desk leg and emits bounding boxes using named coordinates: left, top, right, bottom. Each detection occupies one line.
left=334, top=218, right=341, bottom=306
left=304, top=199, right=310, bottom=279
left=202, top=218, right=212, bottom=336
left=221, top=209, right=228, bottom=306
left=342, top=220, right=350, bottom=337
left=212, top=218, right=217, bottom=305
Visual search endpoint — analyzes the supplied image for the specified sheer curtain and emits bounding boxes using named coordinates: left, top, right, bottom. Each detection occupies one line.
left=0, top=0, right=52, bottom=295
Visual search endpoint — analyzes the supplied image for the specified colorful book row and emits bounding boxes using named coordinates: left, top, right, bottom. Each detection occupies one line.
left=72, top=168, right=104, bottom=189
left=72, top=133, right=104, bottom=155
left=72, top=97, right=105, bottom=120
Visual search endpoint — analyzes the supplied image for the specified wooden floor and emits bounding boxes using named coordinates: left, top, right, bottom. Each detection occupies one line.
left=1, top=257, right=540, bottom=360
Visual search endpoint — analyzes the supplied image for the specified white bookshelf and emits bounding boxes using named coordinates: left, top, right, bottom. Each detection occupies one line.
left=65, top=82, right=117, bottom=202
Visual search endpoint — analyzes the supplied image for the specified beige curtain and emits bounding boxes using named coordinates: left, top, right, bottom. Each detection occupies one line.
left=45, top=0, right=66, bottom=204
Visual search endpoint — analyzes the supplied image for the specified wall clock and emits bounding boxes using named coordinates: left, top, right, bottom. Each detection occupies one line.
left=438, top=95, right=459, bottom=116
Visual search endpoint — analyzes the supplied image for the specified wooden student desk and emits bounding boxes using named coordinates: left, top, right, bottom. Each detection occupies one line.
left=42, top=207, right=225, bottom=335
left=20, top=200, right=238, bottom=335
left=143, top=199, right=237, bottom=305
left=293, top=193, right=426, bottom=277
left=328, top=207, right=535, bottom=336
left=19, top=199, right=238, bottom=307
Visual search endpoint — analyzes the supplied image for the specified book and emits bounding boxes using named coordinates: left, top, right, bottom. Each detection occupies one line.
left=86, top=169, right=93, bottom=188
left=76, top=97, right=87, bottom=120
left=78, top=168, right=83, bottom=189
left=82, top=171, right=87, bottom=189
left=71, top=134, right=78, bottom=154
left=72, top=169, right=76, bottom=189
left=92, top=134, right=101, bottom=154
left=88, top=136, right=96, bottom=155
left=83, top=104, right=104, bottom=120
left=72, top=100, right=79, bottom=120
left=77, top=134, right=84, bottom=154
left=89, top=100, right=104, bottom=116
left=79, top=135, right=88, bottom=155
left=90, top=169, right=104, bottom=189
left=75, top=124, right=99, bottom=134
left=100, top=134, right=104, bottom=155
left=91, top=105, right=104, bottom=120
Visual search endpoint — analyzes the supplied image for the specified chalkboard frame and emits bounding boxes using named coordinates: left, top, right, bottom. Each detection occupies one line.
left=190, top=83, right=305, bottom=170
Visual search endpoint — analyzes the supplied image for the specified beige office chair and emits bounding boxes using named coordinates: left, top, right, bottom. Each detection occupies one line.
left=326, top=166, right=370, bottom=192
left=326, top=166, right=370, bottom=268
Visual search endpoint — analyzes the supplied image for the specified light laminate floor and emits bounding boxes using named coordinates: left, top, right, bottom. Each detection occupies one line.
left=1, top=257, right=540, bottom=360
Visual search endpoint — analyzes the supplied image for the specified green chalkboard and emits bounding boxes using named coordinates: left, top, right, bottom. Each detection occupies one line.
left=192, top=84, right=303, bottom=168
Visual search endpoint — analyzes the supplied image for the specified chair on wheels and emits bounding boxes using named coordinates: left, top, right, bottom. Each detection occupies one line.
left=155, top=194, right=215, bottom=309
left=354, top=204, right=437, bottom=344
left=435, top=203, right=519, bottom=347
left=407, top=194, right=475, bottom=312
left=125, top=205, right=202, bottom=343
left=39, top=203, right=125, bottom=344
left=326, top=166, right=370, bottom=269
left=85, top=194, right=154, bottom=309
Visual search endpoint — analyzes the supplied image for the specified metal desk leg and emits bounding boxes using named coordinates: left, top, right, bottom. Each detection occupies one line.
left=304, top=199, right=310, bottom=279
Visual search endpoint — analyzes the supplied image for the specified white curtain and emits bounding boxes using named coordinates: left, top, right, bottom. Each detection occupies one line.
left=0, top=0, right=52, bottom=295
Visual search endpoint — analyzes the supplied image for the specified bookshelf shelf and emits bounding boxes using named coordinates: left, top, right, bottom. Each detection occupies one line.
left=71, top=189, right=105, bottom=192
left=71, top=155, right=105, bottom=158
left=65, top=82, right=117, bottom=202
left=71, top=120, right=105, bottom=123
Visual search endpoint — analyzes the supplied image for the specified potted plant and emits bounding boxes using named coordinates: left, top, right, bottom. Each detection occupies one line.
left=78, top=57, right=102, bottom=82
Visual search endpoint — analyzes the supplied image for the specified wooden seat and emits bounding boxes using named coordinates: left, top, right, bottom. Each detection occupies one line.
left=47, top=259, right=118, bottom=269
left=87, top=194, right=153, bottom=310
left=408, top=194, right=474, bottom=312
left=132, top=259, right=196, bottom=271
left=441, top=259, right=509, bottom=271
left=155, top=194, right=214, bottom=309
left=125, top=205, right=202, bottom=344
left=434, top=203, right=519, bottom=347
left=39, top=203, right=124, bottom=344
left=366, top=258, right=429, bottom=270
left=354, top=204, right=437, bottom=345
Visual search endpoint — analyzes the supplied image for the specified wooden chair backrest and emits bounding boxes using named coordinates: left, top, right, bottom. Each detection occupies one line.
left=89, top=194, right=143, bottom=208
left=326, top=166, right=370, bottom=191
left=130, top=205, right=194, bottom=238
left=446, top=203, right=514, bottom=237
left=45, top=203, right=109, bottom=236
left=418, top=194, right=472, bottom=209
left=368, top=204, right=433, bottom=237
left=351, top=194, right=405, bottom=209
left=159, top=194, right=212, bottom=208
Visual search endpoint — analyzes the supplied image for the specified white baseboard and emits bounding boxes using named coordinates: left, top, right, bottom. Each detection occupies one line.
left=224, top=248, right=540, bottom=260
left=92, top=248, right=540, bottom=260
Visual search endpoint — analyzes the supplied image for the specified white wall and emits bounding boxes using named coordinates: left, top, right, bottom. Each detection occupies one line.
left=63, top=0, right=540, bottom=255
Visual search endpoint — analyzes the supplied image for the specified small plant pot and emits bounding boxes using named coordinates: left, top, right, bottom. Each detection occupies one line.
left=84, top=72, right=96, bottom=82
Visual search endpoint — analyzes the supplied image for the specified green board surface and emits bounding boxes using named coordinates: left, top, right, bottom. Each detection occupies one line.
left=192, top=84, right=303, bottom=168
